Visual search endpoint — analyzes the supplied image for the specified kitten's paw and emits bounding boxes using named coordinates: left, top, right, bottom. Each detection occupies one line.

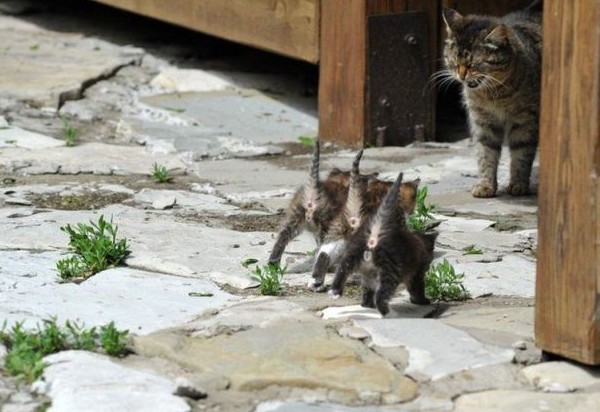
left=410, top=296, right=431, bottom=305
left=507, top=182, right=530, bottom=196
left=308, top=280, right=328, bottom=293
left=471, top=182, right=497, bottom=198
left=360, top=301, right=376, bottom=309
left=327, top=289, right=341, bottom=299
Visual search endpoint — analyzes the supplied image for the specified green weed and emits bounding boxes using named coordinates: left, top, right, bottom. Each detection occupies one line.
left=251, top=263, right=286, bottom=295
left=462, top=245, right=483, bottom=255
left=57, top=215, right=130, bottom=282
left=298, top=136, right=317, bottom=147
left=408, top=186, right=437, bottom=232
left=0, top=319, right=129, bottom=383
left=151, top=163, right=172, bottom=183
left=99, top=322, right=129, bottom=357
left=61, top=118, right=79, bottom=147
left=425, top=259, right=470, bottom=302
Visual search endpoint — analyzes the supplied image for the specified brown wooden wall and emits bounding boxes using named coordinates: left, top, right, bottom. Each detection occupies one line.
left=535, top=0, right=600, bottom=364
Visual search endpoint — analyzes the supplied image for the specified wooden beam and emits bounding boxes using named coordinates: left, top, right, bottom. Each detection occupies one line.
left=535, top=0, right=600, bottom=364
left=92, top=0, right=319, bottom=63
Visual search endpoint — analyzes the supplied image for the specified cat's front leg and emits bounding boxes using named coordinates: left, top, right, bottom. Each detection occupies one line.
left=507, top=124, right=538, bottom=196
left=471, top=122, right=502, bottom=198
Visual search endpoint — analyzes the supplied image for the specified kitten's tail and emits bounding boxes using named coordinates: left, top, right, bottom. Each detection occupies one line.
left=308, top=139, right=321, bottom=188
left=346, top=149, right=365, bottom=227
left=376, top=172, right=404, bottom=227
left=348, top=149, right=364, bottom=193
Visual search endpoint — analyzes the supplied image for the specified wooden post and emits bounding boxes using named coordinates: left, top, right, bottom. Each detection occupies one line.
left=535, top=0, right=600, bottom=364
left=318, top=0, right=438, bottom=147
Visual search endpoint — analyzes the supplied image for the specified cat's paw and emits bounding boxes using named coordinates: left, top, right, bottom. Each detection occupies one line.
left=307, top=279, right=327, bottom=293
left=471, top=182, right=497, bottom=198
left=327, top=289, right=342, bottom=299
left=507, top=182, right=530, bottom=196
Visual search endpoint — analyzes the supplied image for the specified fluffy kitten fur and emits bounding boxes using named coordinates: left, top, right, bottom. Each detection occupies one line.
left=270, top=143, right=420, bottom=268
left=309, top=149, right=368, bottom=290
left=328, top=172, right=438, bottom=316
left=441, top=4, right=542, bottom=197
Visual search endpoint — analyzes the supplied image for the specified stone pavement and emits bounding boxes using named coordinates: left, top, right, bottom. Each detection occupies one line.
left=0, top=1, right=598, bottom=411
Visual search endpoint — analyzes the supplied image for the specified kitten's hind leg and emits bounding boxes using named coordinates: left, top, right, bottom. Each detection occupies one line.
left=360, top=275, right=376, bottom=308
left=471, top=128, right=502, bottom=198
left=374, top=273, right=400, bottom=316
left=406, top=270, right=430, bottom=305
left=507, top=126, right=537, bottom=196
left=309, top=250, right=331, bottom=292
left=268, top=216, right=304, bottom=265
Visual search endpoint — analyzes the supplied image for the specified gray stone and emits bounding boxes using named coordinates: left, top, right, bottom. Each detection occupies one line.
left=356, top=319, right=515, bottom=381
left=174, top=377, right=207, bottom=400
left=134, top=322, right=418, bottom=405
left=151, top=195, right=177, bottom=210
left=4, top=197, right=32, bottom=206
left=520, top=361, right=600, bottom=392
left=321, top=296, right=436, bottom=320
left=36, top=351, right=190, bottom=412
left=338, top=326, right=370, bottom=340
left=454, top=390, right=600, bottom=412
left=0, top=126, right=64, bottom=149
left=133, top=188, right=236, bottom=212
left=0, top=251, right=233, bottom=334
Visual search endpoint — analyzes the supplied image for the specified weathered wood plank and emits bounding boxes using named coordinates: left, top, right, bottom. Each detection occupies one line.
left=535, top=0, right=600, bottom=364
left=92, top=0, right=319, bottom=62
left=441, top=0, right=532, bottom=16
left=318, top=0, right=367, bottom=147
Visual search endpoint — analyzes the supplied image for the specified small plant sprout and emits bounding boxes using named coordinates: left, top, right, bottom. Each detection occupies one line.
left=425, top=259, right=470, bottom=302
left=408, top=186, right=437, bottom=232
left=61, top=117, right=79, bottom=147
left=250, top=263, right=286, bottom=296
left=152, top=163, right=172, bottom=183
left=56, top=215, right=130, bottom=282
left=298, top=135, right=317, bottom=147
left=462, top=245, right=484, bottom=255
left=0, top=319, right=129, bottom=383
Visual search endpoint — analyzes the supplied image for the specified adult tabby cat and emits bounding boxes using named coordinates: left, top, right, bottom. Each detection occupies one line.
left=441, top=2, right=542, bottom=197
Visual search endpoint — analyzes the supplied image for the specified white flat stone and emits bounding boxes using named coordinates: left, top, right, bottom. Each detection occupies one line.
left=133, top=188, right=237, bottom=212
left=520, top=361, right=600, bottom=392
left=454, top=390, right=600, bottom=412
left=150, top=68, right=232, bottom=93
left=0, top=250, right=233, bottom=334
left=356, top=319, right=514, bottom=381
left=36, top=351, right=189, bottom=412
left=0, top=127, right=64, bottom=149
left=321, top=296, right=435, bottom=320
left=434, top=214, right=495, bottom=232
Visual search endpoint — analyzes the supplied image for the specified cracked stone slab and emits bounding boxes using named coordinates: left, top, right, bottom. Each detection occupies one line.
left=0, top=250, right=234, bottom=334
left=520, top=361, right=600, bottom=392
left=183, top=298, right=317, bottom=338
left=454, top=390, right=600, bottom=411
left=132, top=188, right=237, bottom=212
left=0, top=14, right=144, bottom=106
left=356, top=319, right=514, bottom=381
left=0, top=142, right=186, bottom=175
left=0, top=205, right=304, bottom=289
left=321, top=296, right=435, bottom=320
left=0, top=126, right=64, bottom=149
left=34, top=351, right=190, bottom=412
left=134, top=321, right=417, bottom=405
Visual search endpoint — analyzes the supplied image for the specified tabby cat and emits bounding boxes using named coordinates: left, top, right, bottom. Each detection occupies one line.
left=328, top=172, right=438, bottom=316
left=441, top=3, right=542, bottom=197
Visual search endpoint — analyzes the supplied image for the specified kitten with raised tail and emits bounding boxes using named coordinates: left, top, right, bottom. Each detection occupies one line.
left=440, top=3, right=542, bottom=197
left=309, top=149, right=367, bottom=291
left=268, top=141, right=345, bottom=266
left=328, top=172, right=438, bottom=316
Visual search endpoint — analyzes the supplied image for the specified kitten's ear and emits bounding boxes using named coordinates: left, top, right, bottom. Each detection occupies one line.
left=442, top=8, right=462, bottom=31
left=485, top=24, right=511, bottom=46
left=410, top=178, right=421, bottom=189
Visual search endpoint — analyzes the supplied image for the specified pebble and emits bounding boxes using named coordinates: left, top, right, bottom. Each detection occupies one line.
left=174, top=377, right=207, bottom=400
left=512, top=340, right=527, bottom=350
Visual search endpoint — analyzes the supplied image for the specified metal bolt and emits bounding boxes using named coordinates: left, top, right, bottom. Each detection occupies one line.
left=405, top=34, right=417, bottom=45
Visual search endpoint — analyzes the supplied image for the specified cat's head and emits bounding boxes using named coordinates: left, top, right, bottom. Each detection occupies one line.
left=442, top=8, right=516, bottom=90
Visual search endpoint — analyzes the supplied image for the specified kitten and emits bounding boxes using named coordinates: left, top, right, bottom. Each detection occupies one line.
left=441, top=4, right=542, bottom=197
left=309, top=149, right=368, bottom=290
left=328, top=172, right=438, bottom=316
left=268, top=141, right=346, bottom=266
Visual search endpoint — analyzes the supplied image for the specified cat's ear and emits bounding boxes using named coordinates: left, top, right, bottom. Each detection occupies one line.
left=442, top=8, right=463, bottom=31
left=485, top=24, right=511, bottom=47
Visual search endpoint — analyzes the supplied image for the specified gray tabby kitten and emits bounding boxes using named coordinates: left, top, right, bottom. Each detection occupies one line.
left=309, top=149, right=367, bottom=291
left=328, top=172, right=438, bottom=316
left=441, top=4, right=542, bottom=197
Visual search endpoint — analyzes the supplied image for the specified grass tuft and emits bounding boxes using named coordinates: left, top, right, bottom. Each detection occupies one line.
left=298, top=136, right=317, bottom=147
left=0, top=319, right=129, bottom=383
left=408, top=186, right=437, bottom=232
left=56, top=215, right=130, bottom=282
left=151, top=163, right=172, bottom=183
left=425, top=259, right=470, bottom=302
left=462, top=245, right=484, bottom=255
left=61, top=117, right=79, bottom=147
left=250, top=263, right=286, bottom=295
